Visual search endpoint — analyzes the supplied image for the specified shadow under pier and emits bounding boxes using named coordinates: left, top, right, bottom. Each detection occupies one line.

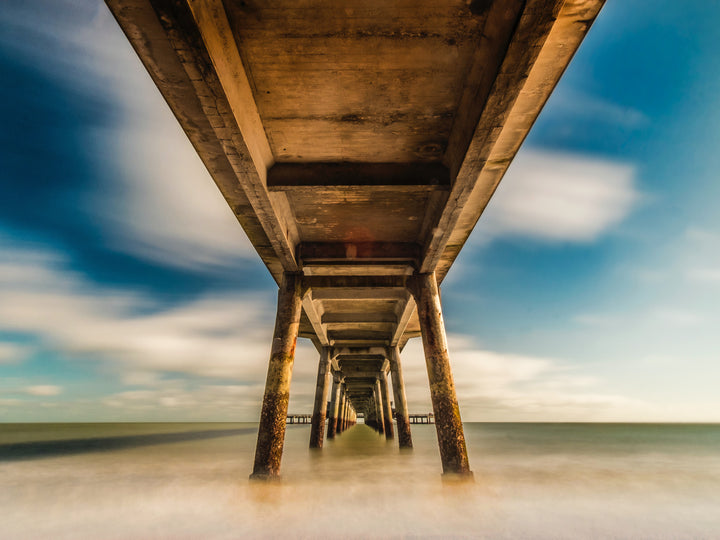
left=0, top=427, right=255, bottom=462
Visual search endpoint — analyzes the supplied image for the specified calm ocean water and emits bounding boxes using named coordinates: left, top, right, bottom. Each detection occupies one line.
left=1, top=422, right=719, bottom=539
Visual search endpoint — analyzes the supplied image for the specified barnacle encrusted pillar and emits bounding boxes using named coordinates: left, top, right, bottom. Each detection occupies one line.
left=389, top=346, right=413, bottom=448
left=410, top=272, right=472, bottom=479
left=379, top=371, right=394, bottom=439
left=374, top=378, right=385, bottom=436
left=309, top=347, right=332, bottom=448
left=326, top=376, right=341, bottom=439
left=250, top=273, right=303, bottom=480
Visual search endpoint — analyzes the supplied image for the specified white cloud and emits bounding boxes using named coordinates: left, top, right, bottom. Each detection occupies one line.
left=0, top=342, right=28, bottom=364
left=0, top=239, right=326, bottom=419
left=551, top=88, right=650, bottom=130
left=0, top=242, right=276, bottom=384
left=652, top=307, right=703, bottom=327
left=688, top=268, right=720, bottom=283
left=399, top=336, right=645, bottom=422
left=26, top=385, right=62, bottom=396
left=479, top=150, right=638, bottom=243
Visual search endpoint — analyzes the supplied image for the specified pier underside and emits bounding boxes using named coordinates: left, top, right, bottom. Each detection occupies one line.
left=107, top=0, right=603, bottom=479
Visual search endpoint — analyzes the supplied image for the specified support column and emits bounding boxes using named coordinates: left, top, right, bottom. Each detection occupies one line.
left=337, top=389, right=346, bottom=435
left=250, top=273, right=303, bottom=480
left=374, top=379, right=385, bottom=436
left=389, top=346, right=413, bottom=448
left=379, top=372, right=394, bottom=439
left=410, top=272, right=472, bottom=479
left=344, top=398, right=350, bottom=431
left=309, top=347, right=332, bottom=448
left=326, top=377, right=341, bottom=439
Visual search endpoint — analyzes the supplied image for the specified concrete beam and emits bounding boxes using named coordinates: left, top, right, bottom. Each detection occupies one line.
left=301, top=290, right=329, bottom=347
left=298, top=242, right=420, bottom=264
left=421, top=0, right=604, bottom=279
left=185, top=0, right=300, bottom=273
left=391, top=293, right=416, bottom=347
left=267, top=162, right=450, bottom=192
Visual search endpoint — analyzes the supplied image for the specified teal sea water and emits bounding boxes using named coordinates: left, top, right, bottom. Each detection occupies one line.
left=1, top=422, right=719, bottom=538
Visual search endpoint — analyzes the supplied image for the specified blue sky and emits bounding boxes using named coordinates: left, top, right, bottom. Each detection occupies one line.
left=1, top=1, right=718, bottom=422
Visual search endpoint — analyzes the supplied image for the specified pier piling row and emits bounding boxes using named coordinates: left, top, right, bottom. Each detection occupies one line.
left=107, top=0, right=604, bottom=480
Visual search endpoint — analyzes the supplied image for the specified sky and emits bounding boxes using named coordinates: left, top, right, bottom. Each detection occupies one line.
left=0, top=0, right=718, bottom=422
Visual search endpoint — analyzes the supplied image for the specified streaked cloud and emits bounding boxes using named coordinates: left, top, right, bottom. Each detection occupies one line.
left=25, top=385, right=62, bottom=396
left=0, top=240, right=273, bottom=382
left=0, top=343, right=28, bottom=364
left=399, top=337, right=644, bottom=422
left=478, top=151, right=638, bottom=243
left=551, top=88, right=650, bottom=130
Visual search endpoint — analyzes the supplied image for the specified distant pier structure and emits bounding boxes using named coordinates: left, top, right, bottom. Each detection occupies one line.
left=107, top=0, right=603, bottom=480
left=409, top=413, right=435, bottom=425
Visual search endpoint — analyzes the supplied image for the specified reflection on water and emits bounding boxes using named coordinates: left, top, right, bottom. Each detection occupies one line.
left=1, top=422, right=719, bottom=539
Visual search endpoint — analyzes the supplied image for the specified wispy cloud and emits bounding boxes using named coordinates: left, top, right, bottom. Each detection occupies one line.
left=400, top=337, right=644, bottom=422
left=478, top=150, right=638, bottom=244
left=551, top=88, right=650, bottom=130
left=0, top=342, right=28, bottom=364
left=25, top=385, right=62, bottom=396
left=0, top=240, right=274, bottom=382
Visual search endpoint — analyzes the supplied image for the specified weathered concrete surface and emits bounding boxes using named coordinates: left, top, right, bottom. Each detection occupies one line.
left=250, top=273, right=303, bottom=480
left=410, top=272, right=472, bottom=478
left=107, top=0, right=604, bottom=477
left=379, top=372, right=394, bottom=439
left=337, top=390, right=346, bottom=435
left=326, top=378, right=341, bottom=440
left=374, top=379, right=386, bottom=437
left=390, top=346, right=413, bottom=449
left=309, top=347, right=332, bottom=448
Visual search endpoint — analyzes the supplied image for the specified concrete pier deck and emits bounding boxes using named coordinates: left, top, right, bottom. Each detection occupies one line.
left=107, top=0, right=604, bottom=479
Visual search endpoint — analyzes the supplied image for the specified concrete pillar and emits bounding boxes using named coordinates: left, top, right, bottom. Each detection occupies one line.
left=337, top=389, right=346, bottom=435
left=327, top=377, right=341, bottom=439
left=374, top=379, right=385, bottom=436
left=309, top=347, right=332, bottom=449
left=344, top=398, right=350, bottom=430
left=364, top=405, right=374, bottom=430
left=379, top=372, right=394, bottom=439
left=410, top=272, right=472, bottom=479
left=250, top=273, right=303, bottom=480
left=389, top=346, right=413, bottom=448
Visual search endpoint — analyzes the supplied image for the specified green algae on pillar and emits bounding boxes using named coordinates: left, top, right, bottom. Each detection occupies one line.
left=410, top=272, right=472, bottom=479
left=309, top=347, right=332, bottom=448
left=250, top=273, right=303, bottom=480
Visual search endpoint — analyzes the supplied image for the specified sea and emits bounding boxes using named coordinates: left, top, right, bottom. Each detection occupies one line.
left=1, top=422, right=719, bottom=539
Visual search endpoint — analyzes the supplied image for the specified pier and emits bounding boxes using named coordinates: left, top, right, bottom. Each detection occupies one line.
left=107, top=0, right=603, bottom=480
left=408, top=414, right=435, bottom=425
